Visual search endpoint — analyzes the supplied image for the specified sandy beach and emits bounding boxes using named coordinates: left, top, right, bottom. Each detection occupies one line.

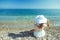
left=0, top=18, right=60, bottom=40
left=0, top=26, right=60, bottom=40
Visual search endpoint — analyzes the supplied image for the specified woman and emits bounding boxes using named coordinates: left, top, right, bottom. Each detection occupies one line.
left=31, top=15, right=50, bottom=37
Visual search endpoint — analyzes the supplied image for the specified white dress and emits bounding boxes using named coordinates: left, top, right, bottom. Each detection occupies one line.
left=34, top=29, right=45, bottom=37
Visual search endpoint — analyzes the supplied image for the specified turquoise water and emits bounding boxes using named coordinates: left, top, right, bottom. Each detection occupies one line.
left=0, top=9, right=60, bottom=16
left=0, top=16, right=60, bottom=22
left=0, top=9, right=60, bottom=21
left=0, top=9, right=60, bottom=27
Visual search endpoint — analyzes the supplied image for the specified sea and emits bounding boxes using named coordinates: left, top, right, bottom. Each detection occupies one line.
left=0, top=9, right=60, bottom=28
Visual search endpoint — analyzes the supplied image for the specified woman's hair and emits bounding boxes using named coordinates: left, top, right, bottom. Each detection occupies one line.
left=47, top=20, right=50, bottom=29
left=37, top=20, right=50, bottom=29
left=38, top=23, right=44, bottom=29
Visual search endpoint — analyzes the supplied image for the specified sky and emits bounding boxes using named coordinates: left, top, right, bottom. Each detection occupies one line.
left=0, top=0, right=60, bottom=9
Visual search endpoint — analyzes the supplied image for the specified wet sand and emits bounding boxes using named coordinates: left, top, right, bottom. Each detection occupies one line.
left=0, top=27, right=60, bottom=40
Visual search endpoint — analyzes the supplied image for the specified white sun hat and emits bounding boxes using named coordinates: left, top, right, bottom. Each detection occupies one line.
left=35, top=15, right=47, bottom=26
